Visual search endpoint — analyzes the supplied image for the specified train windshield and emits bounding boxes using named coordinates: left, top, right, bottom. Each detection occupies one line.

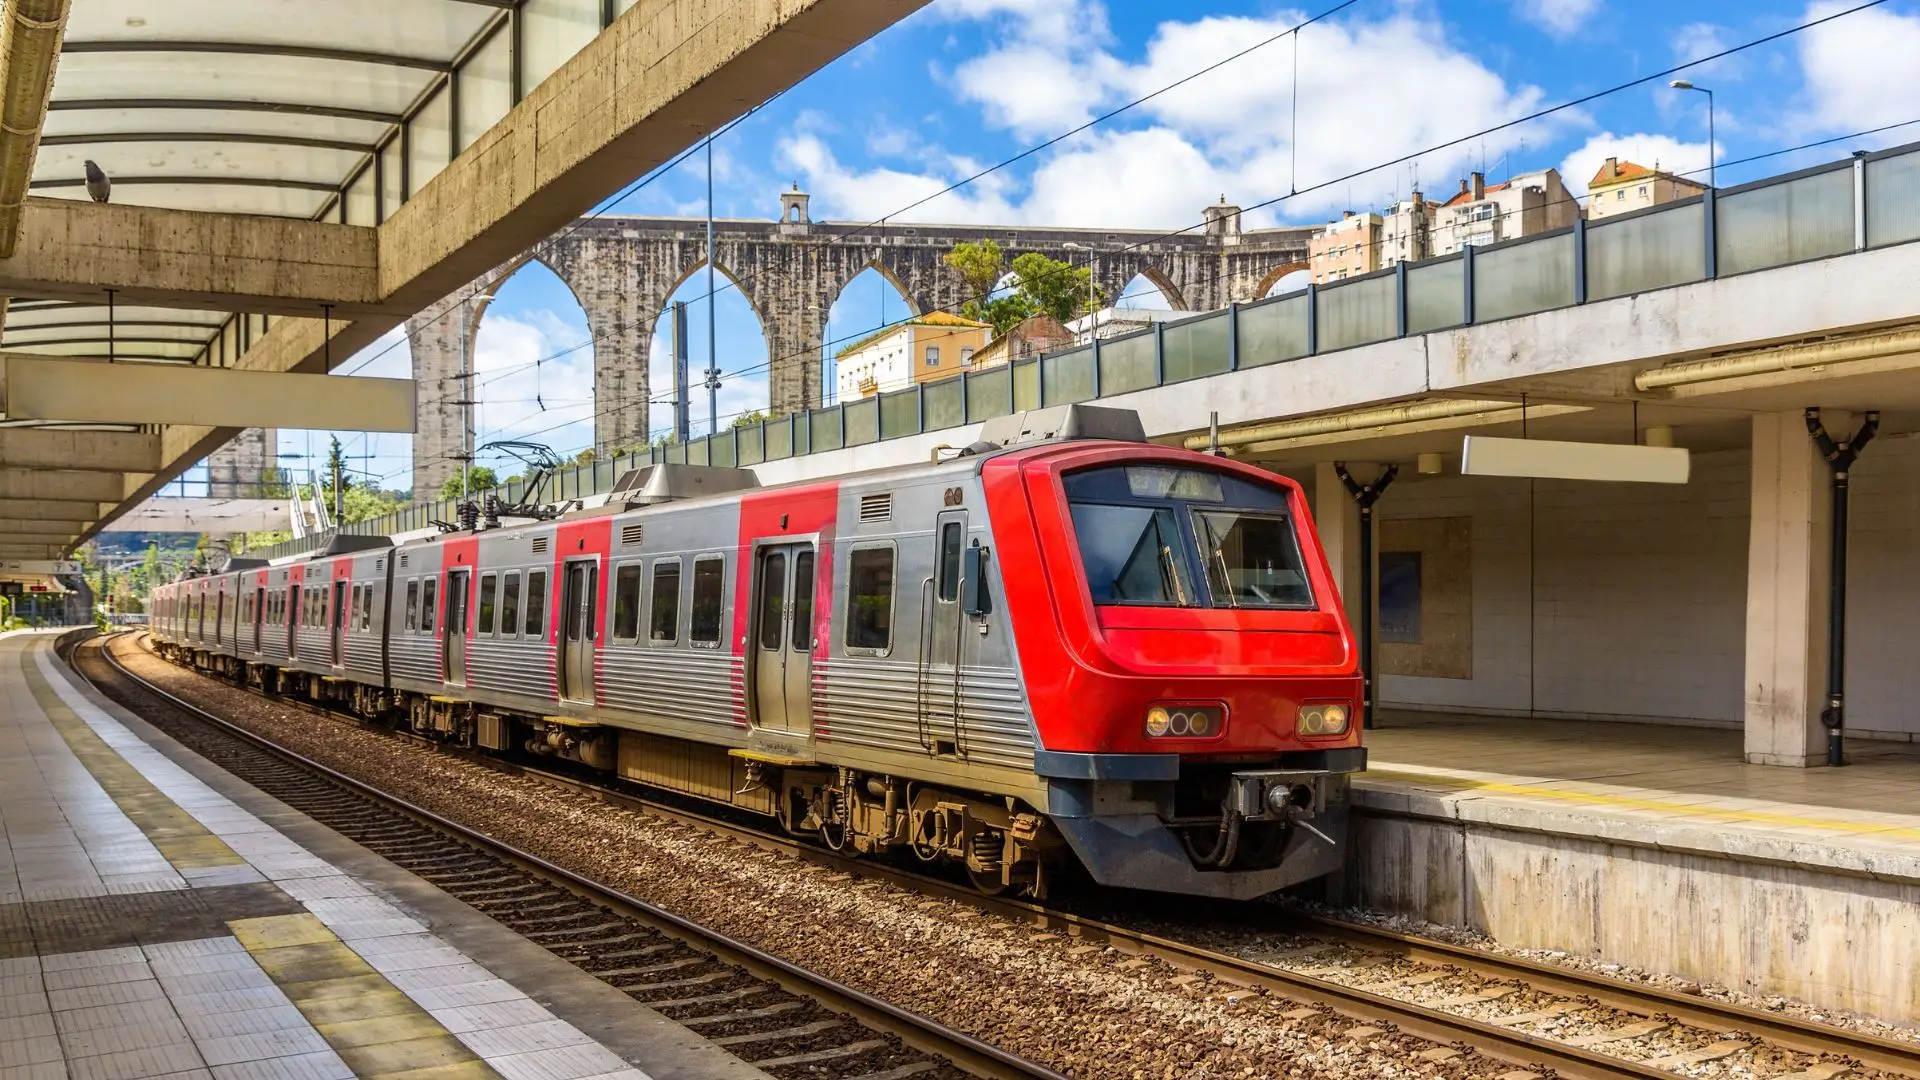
left=1064, top=465, right=1314, bottom=610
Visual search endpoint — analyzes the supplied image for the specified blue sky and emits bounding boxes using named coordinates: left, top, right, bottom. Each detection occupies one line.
left=253, top=0, right=1920, bottom=498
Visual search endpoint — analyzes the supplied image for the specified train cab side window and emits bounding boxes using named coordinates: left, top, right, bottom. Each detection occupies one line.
left=478, top=574, right=498, bottom=636
left=649, top=560, right=681, bottom=645
left=421, top=578, right=438, bottom=634
left=501, top=573, right=521, bottom=639
left=845, top=546, right=896, bottom=653
left=524, top=569, right=547, bottom=638
left=936, top=522, right=963, bottom=602
left=405, top=581, right=419, bottom=631
left=689, top=556, right=723, bottom=647
left=612, top=563, right=642, bottom=641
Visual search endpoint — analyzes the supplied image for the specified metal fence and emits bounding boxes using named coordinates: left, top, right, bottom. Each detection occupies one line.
left=246, top=140, right=1920, bottom=562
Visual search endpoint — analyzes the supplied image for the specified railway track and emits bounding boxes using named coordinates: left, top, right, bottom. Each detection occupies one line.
left=94, top=632, right=1920, bottom=1080
left=73, top=634, right=1064, bottom=1080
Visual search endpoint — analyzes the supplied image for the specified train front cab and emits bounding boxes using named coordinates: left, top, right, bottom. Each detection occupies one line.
left=986, top=443, right=1366, bottom=900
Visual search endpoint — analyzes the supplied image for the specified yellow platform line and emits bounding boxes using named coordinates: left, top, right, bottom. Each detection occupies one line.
left=1362, top=766, right=1920, bottom=842
left=230, top=914, right=501, bottom=1080
left=21, top=644, right=248, bottom=869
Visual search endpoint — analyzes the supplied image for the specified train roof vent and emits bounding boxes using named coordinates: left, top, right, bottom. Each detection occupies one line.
left=399, top=554, right=409, bottom=568
left=620, top=522, right=644, bottom=546
left=532, top=536, right=549, bottom=554
left=608, top=463, right=761, bottom=506
left=374, top=558, right=384, bottom=571
left=972, top=404, right=1146, bottom=452
left=859, top=493, right=892, bottom=522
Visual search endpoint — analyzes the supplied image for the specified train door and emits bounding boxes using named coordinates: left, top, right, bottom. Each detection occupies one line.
left=253, top=586, right=264, bottom=652
left=330, top=579, right=347, bottom=667
left=559, top=560, right=597, bottom=703
left=288, top=586, right=301, bottom=657
left=920, top=511, right=969, bottom=756
left=751, top=543, right=815, bottom=735
left=444, top=569, right=470, bottom=686
left=214, top=589, right=225, bottom=646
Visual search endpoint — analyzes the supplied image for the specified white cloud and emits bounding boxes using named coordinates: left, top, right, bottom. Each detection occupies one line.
left=1795, top=1, right=1920, bottom=134
left=1558, top=132, right=1713, bottom=198
left=1671, top=21, right=1741, bottom=81
left=469, top=312, right=597, bottom=467
left=1515, top=0, right=1602, bottom=38
left=784, top=8, right=1563, bottom=229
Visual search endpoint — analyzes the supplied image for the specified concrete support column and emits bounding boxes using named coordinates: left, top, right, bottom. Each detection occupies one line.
left=1743, top=410, right=1845, bottom=766
left=408, top=298, right=467, bottom=501
left=205, top=427, right=277, bottom=498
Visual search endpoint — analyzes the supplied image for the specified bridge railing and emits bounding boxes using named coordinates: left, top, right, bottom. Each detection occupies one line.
left=244, top=138, right=1920, bottom=562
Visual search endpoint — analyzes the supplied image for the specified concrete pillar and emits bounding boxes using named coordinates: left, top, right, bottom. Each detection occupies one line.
left=1743, top=410, right=1843, bottom=766
left=409, top=299, right=467, bottom=501
left=205, top=427, right=277, bottom=498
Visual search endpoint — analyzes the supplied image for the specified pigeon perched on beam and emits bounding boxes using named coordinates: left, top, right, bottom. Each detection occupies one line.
left=83, top=160, right=110, bottom=203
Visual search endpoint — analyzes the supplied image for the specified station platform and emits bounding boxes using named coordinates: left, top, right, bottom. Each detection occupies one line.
left=1348, top=712, right=1920, bottom=1027
left=0, top=631, right=768, bottom=1080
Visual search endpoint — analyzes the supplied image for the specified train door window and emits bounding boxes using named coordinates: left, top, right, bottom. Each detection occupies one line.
left=421, top=577, right=437, bottom=634
left=791, top=549, right=815, bottom=651
left=524, top=569, right=547, bottom=638
left=404, top=580, right=419, bottom=631
left=756, top=551, right=786, bottom=651
left=612, top=563, right=642, bottom=641
left=648, top=560, right=680, bottom=645
left=500, top=572, right=521, bottom=639
left=936, top=521, right=963, bottom=602
left=845, top=545, right=896, bottom=654
left=478, top=573, right=497, bottom=636
left=689, top=556, right=723, bottom=647
left=360, top=584, right=373, bottom=631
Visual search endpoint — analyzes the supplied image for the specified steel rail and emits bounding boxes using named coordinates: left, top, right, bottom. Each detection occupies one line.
left=88, top=635, right=1067, bottom=1080
left=117, top=633, right=1920, bottom=1080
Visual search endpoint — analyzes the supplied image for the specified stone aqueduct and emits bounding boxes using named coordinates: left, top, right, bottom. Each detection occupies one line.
left=212, top=192, right=1315, bottom=498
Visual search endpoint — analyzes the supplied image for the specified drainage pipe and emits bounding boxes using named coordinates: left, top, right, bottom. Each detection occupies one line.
left=1805, top=407, right=1877, bottom=768
left=1635, top=329, right=1920, bottom=392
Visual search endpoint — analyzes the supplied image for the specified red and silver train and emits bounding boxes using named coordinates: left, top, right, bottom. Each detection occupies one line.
left=151, top=407, right=1365, bottom=898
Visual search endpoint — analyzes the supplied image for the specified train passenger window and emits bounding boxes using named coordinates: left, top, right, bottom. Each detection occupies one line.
left=612, top=564, right=642, bottom=641
left=478, top=573, right=498, bottom=636
left=792, top=550, right=814, bottom=651
left=689, top=556, right=723, bottom=647
left=405, top=580, right=419, bottom=631
left=845, top=546, right=895, bottom=653
left=360, top=585, right=373, bottom=631
left=648, top=561, right=680, bottom=644
left=421, top=578, right=437, bottom=634
left=936, top=522, right=963, bottom=602
left=524, top=569, right=547, bottom=638
left=501, top=573, right=521, bottom=639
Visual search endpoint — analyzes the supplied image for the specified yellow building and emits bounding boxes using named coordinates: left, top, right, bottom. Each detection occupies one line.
left=1309, top=211, right=1383, bottom=284
left=833, top=311, right=992, bottom=399
left=1587, top=156, right=1709, bottom=220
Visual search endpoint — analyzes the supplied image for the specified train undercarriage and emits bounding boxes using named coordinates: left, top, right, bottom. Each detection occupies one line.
left=164, top=643, right=1067, bottom=897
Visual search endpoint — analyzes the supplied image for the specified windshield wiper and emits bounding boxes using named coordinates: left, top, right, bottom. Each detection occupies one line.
left=1158, top=545, right=1190, bottom=606
left=1212, top=548, right=1238, bottom=608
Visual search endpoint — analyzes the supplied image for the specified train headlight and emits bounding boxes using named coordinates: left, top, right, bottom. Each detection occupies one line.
left=1295, top=703, right=1351, bottom=737
left=1145, top=704, right=1223, bottom=738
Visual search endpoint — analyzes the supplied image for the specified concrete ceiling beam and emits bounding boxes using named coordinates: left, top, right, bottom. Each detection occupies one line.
left=0, top=467, right=122, bottom=501
left=0, top=517, right=85, bottom=534
left=1, top=354, right=415, bottom=430
left=0, top=545, right=64, bottom=559
left=0, top=199, right=380, bottom=316
left=0, top=428, right=159, bottom=472
left=0, top=497, right=103, bottom=519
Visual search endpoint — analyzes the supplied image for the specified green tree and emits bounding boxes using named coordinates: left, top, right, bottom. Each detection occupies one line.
left=730, top=410, right=768, bottom=428
left=943, top=239, right=1005, bottom=307
left=438, top=466, right=498, bottom=501
left=1008, top=251, right=1103, bottom=324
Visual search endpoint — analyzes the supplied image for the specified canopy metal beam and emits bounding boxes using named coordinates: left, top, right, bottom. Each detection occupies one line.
left=61, top=40, right=451, bottom=72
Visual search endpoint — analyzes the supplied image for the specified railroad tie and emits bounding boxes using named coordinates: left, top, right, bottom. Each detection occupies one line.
left=752, top=1039, right=888, bottom=1068
left=1647, top=1041, right=1751, bottom=1069
left=1770, top=1066, right=1852, bottom=1080
left=843, top=1064, right=943, bottom=1080
left=1490, top=1003, right=1577, bottom=1027
left=1564, top=1019, right=1670, bottom=1047
left=1434, top=986, right=1517, bottom=1008
left=679, top=1001, right=807, bottom=1027
left=712, top=1018, right=844, bottom=1047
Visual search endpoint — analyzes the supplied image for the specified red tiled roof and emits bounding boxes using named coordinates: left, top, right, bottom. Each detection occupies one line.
left=1440, top=180, right=1510, bottom=208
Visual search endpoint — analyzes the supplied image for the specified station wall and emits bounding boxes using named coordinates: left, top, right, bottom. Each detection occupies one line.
left=1331, top=438, right=1920, bottom=741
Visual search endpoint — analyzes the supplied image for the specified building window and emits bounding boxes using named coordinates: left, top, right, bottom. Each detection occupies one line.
left=1638, top=185, right=1648, bottom=196
left=1615, top=190, right=1625, bottom=201
left=960, top=346, right=975, bottom=367
left=925, top=345, right=941, bottom=368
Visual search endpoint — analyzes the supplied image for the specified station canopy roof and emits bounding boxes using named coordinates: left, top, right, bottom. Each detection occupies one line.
left=4, top=0, right=528, bottom=370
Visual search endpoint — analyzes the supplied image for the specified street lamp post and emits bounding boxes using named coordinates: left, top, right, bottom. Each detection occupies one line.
left=1668, top=79, right=1715, bottom=188
left=457, top=292, right=497, bottom=504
